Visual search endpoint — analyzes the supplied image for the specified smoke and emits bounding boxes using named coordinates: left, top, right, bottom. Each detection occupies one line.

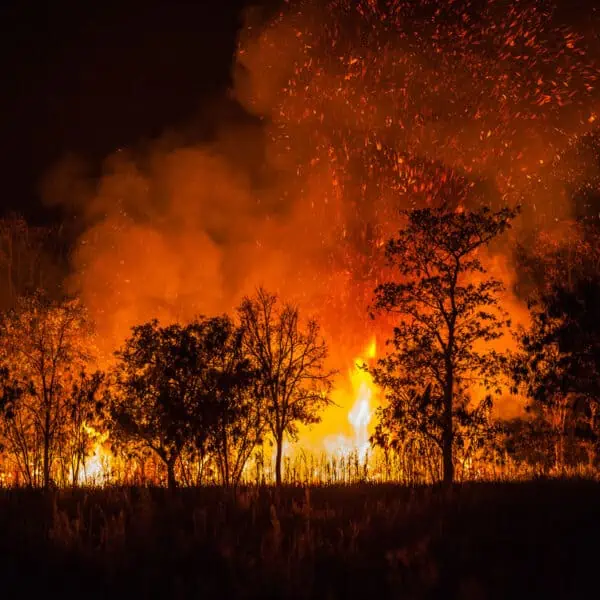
left=43, top=124, right=357, bottom=365
left=42, top=0, right=600, bottom=424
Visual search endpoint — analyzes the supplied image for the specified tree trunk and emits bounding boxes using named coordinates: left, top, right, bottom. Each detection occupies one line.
left=274, top=434, right=283, bottom=487
left=555, top=399, right=568, bottom=472
left=222, top=427, right=230, bottom=487
left=166, top=458, right=177, bottom=490
left=43, top=404, right=51, bottom=490
left=442, top=366, right=454, bottom=486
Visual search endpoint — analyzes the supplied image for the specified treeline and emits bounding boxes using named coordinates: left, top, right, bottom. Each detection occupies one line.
left=1, top=205, right=600, bottom=488
left=0, top=288, right=334, bottom=489
left=508, top=221, right=600, bottom=471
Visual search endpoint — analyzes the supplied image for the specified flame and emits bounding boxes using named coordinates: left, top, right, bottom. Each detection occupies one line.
left=76, top=424, right=111, bottom=485
left=324, top=338, right=377, bottom=460
left=348, top=382, right=373, bottom=461
left=366, top=338, right=376, bottom=360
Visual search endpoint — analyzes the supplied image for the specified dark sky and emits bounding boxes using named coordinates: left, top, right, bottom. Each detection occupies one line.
left=0, top=0, right=262, bottom=222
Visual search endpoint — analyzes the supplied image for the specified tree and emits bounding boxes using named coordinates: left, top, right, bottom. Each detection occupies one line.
left=371, top=383, right=495, bottom=483
left=56, top=370, right=104, bottom=485
left=0, top=293, right=94, bottom=488
left=108, top=320, right=206, bottom=489
left=107, top=316, right=258, bottom=489
left=199, top=317, right=264, bottom=488
left=238, top=288, right=335, bottom=486
left=371, top=204, right=519, bottom=485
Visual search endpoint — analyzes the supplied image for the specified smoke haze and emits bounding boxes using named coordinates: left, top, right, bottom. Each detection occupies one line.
left=41, top=0, right=600, bottom=429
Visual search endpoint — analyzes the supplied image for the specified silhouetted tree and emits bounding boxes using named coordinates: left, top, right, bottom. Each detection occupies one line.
left=513, top=264, right=600, bottom=470
left=372, top=204, right=519, bottom=485
left=199, top=317, right=263, bottom=488
left=108, top=316, right=259, bottom=489
left=0, top=292, right=93, bottom=487
left=109, top=320, right=206, bottom=489
left=238, top=288, right=335, bottom=486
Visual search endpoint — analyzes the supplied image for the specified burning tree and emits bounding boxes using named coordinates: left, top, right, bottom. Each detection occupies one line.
left=57, top=370, right=105, bottom=485
left=371, top=204, right=519, bottom=485
left=0, top=293, right=95, bottom=488
left=238, top=288, right=335, bottom=486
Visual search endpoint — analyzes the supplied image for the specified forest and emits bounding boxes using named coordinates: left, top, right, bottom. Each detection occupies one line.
left=1, top=202, right=599, bottom=490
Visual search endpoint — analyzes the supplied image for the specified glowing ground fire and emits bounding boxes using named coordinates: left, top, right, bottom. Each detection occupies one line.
left=76, top=425, right=110, bottom=486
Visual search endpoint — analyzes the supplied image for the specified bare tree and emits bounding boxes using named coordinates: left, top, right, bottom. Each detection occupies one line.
left=0, top=293, right=94, bottom=488
left=238, top=288, right=335, bottom=486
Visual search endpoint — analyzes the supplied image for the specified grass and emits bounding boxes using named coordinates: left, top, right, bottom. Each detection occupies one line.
left=0, top=480, right=598, bottom=599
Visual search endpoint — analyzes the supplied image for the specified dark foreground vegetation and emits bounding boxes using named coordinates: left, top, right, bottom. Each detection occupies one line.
left=1, top=480, right=598, bottom=599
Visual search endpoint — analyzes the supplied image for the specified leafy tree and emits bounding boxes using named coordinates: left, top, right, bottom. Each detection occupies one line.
left=199, top=317, right=264, bottom=488
left=107, top=316, right=260, bottom=489
left=371, top=204, right=519, bottom=484
left=0, top=293, right=93, bottom=488
left=238, top=288, right=335, bottom=486
left=108, top=320, right=206, bottom=489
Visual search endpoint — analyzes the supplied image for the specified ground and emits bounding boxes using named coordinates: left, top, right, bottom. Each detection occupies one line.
left=0, top=480, right=597, bottom=599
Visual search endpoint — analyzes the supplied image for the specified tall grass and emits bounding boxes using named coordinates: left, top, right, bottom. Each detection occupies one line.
left=0, top=479, right=599, bottom=598
left=2, top=444, right=597, bottom=489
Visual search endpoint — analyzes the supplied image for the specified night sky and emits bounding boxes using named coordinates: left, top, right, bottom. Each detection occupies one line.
left=0, top=0, right=263, bottom=223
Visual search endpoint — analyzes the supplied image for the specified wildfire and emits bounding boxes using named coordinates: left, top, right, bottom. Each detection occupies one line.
left=26, top=0, right=600, bottom=486
left=347, top=382, right=373, bottom=461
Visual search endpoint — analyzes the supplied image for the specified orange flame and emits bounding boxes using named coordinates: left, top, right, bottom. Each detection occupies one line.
left=76, top=424, right=111, bottom=485
left=324, top=338, right=378, bottom=460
